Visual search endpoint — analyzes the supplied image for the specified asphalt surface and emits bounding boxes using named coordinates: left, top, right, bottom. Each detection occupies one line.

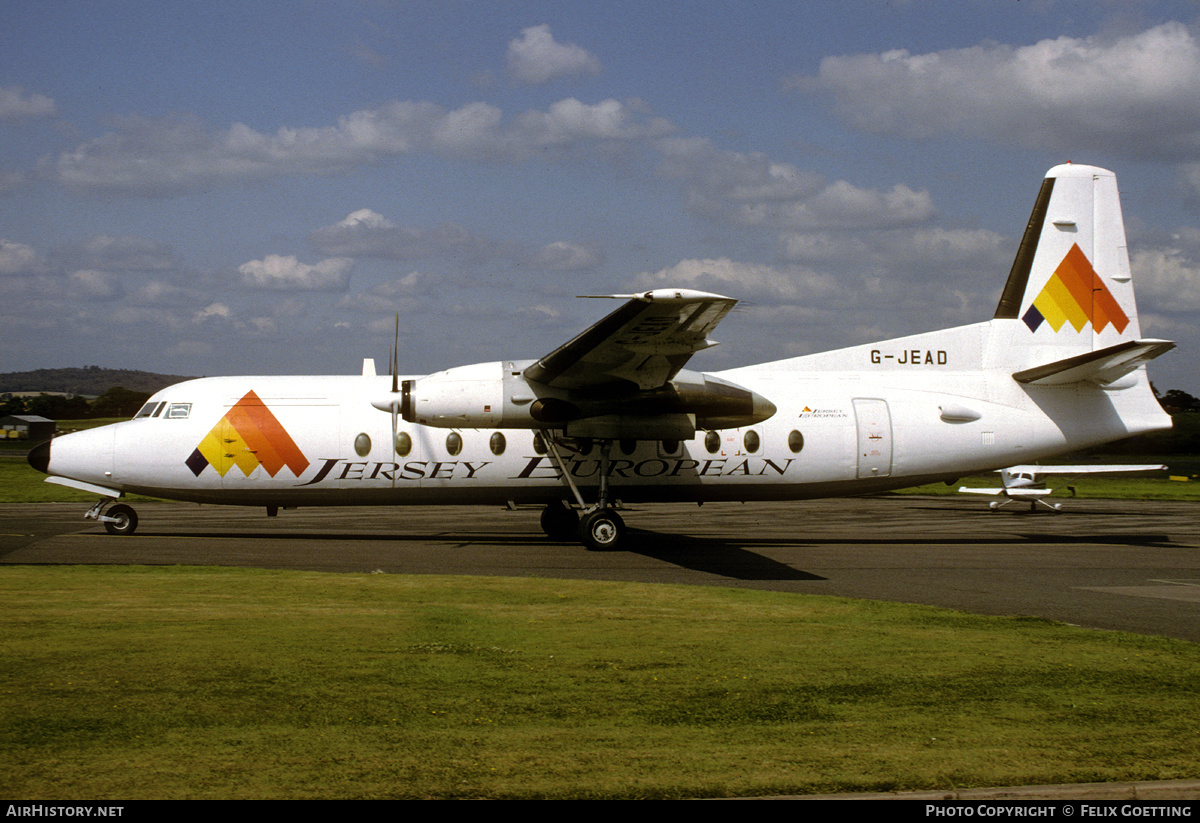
left=3, top=494, right=1199, bottom=642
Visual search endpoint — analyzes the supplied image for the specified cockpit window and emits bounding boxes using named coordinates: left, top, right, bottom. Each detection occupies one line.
left=134, top=402, right=157, bottom=419
left=166, top=403, right=192, bottom=419
left=150, top=402, right=166, bottom=418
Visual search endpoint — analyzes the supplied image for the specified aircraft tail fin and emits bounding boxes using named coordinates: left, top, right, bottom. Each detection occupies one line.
left=989, top=164, right=1170, bottom=381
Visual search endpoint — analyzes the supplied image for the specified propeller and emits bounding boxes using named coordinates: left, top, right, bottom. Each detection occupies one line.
left=390, top=314, right=399, bottom=487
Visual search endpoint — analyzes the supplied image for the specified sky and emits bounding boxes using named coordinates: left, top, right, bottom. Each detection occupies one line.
left=3, top=0, right=1200, bottom=395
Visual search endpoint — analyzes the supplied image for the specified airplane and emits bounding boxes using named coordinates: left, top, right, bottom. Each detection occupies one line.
left=957, top=463, right=1167, bottom=511
left=28, top=163, right=1176, bottom=551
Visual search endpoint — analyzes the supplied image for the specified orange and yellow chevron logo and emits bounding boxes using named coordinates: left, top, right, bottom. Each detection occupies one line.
left=185, top=390, right=309, bottom=478
left=1022, top=243, right=1129, bottom=334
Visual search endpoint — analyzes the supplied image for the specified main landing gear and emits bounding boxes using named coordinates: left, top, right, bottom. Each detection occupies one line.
left=540, top=500, right=627, bottom=551
left=577, top=507, right=625, bottom=551
left=85, top=499, right=139, bottom=535
left=537, top=433, right=628, bottom=551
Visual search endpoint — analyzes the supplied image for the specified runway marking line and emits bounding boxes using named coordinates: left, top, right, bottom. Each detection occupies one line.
left=1077, top=579, right=1200, bottom=604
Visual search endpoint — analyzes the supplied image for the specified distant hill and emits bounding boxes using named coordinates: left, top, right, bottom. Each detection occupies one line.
left=0, top=367, right=199, bottom=397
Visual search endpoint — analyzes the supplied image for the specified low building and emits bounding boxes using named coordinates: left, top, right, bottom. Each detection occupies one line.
left=0, top=415, right=55, bottom=441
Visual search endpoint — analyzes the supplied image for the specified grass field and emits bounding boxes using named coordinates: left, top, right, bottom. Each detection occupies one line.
left=3, top=567, right=1199, bottom=799
left=900, top=464, right=1198, bottom=501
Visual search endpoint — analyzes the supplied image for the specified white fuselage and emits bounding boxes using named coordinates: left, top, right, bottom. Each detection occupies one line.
left=43, top=320, right=1170, bottom=509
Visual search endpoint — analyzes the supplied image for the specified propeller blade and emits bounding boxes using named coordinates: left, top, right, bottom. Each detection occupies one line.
left=391, top=313, right=399, bottom=394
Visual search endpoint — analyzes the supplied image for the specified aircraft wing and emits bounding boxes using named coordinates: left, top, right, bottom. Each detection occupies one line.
left=958, top=486, right=1054, bottom=498
left=523, top=289, right=737, bottom=390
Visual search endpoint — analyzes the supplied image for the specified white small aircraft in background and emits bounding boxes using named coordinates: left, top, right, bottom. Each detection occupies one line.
left=29, top=163, right=1176, bottom=550
left=958, top=463, right=1167, bottom=511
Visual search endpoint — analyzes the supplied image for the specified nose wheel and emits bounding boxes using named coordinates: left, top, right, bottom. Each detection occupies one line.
left=85, top=500, right=139, bottom=535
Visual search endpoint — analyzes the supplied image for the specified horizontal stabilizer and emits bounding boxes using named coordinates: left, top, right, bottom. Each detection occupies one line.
left=1012, top=340, right=1175, bottom=385
left=1005, top=464, right=1166, bottom=476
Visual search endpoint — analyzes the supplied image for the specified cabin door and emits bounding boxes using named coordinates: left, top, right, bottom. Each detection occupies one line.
left=853, top=398, right=893, bottom=479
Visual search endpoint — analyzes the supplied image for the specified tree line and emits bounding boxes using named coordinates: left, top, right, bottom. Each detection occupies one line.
left=1, top=387, right=151, bottom=420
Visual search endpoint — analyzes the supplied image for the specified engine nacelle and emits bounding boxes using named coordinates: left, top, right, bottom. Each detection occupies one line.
left=384, top=360, right=776, bottom=434
left=393, top=360, right=576, bottom=428
left=402, top=361, right=507, bottom=428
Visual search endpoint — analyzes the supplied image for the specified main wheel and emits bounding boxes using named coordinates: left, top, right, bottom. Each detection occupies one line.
left=579, top=508, right=624, bottom=552
left=103, top=503, right=138, bottom=536
left=540, top=501, right=579, bottom=541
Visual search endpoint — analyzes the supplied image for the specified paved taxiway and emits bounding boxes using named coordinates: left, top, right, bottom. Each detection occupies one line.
left=3, top=496, right=1199, bottom=642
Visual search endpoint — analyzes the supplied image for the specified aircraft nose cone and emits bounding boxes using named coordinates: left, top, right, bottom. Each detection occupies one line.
left=27, top=439, right=51, bottom=474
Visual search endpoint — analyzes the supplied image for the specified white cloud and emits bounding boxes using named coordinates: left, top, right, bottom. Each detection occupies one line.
left=635, top=257, right=838, bottom=302
left=656, top=137, right=823, bottom=204
left=0, top=169, right=28, bottom=194
left=311, top=212, right=507, bottom=262
left=1181, top=163, right=1200, bottom=198
left=68, top=269, right=119, bottom=298
left=193, top=302, right=233, bottom=323
left=735, top=180, right=935, bottom=230
left=533, top=241, right=603, bottom=271
left=0, top=86, right=55, bottom=123
left=74, top=235, right=176, bottom=271
left=507, top=24, right=601, bottom=84
left=779, top=226, right=1006, bottom=269
left=1132, top=244, right=1200, bottom=312
left=129, top=279, right=200, bottom=307
left=337, top=208, right=394, bottom=230
left=0, top=239, right=38, bottom=274
left=799, top=22, right=1200, bottom=159
left=111, top=305, right=187, bottom=330
left=238, top=254, right=353, bottom=291
left=653, top=136, right=932, bottom=231
left=47, top=98, right=672, bottom=195
left=517, top=98, right=670, bottom=146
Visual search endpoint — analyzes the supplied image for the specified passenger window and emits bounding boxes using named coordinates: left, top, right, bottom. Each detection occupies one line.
left=446, top=432, right=462, bottom=456
left=704, top=430, right=720, bottom=454
left=490, top=432, right=506, bottom=456
left=787, top=430, right=804, bottom=453
left=394, top=431, right=412, bottom=457
left=354, top=433, right=372, bottom=457
left=744, top=430, right=760, bottom=453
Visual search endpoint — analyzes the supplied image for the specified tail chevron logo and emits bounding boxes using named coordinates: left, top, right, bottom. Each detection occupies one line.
left=185, top=390, right=310, bottom=478
left=1022, top=243, right=1129, bottom=334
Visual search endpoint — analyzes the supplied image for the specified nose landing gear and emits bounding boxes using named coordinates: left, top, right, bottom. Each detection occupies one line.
left=85, top=500, right=139, bottom=535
